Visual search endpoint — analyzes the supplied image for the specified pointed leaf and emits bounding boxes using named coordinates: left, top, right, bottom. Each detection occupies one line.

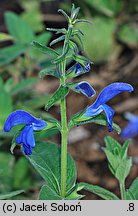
left=5, top=12, right=34, bottom=44
left=32, top=41, right=59, bottom=56
left=103, top=148, right=119, bottom=174
left=58, top=9, right=70, bottom=22
left=10, top=78, right=38, bottom=96
left=65, top=185, right=85, bottom=200
left=120, top=139, right=130, bottom=159
left=0, top=44, right=26, bottom=67
left=77, top=182, right=119, bottom=200
left=27, top=142, right=77, bottom=195
left=69, top=112, right=121, bottom=134
left=73, top=54, right=92, bottom=66
left=0, top=190, right=24, bottom=200
left=46, top=28, right=66, bottom=34
left=50, top=35, right=65, bottom=46
left=39, top=185, right=62, bottom=200
left=126, top=190, right=135, bottom=200
left=0, top=86, right=13, bottom=128
left=71, top=7, right=80, bottom=21
left=72, top=33, right=84, bottom=50
left=75, top=19, right=92, bottom=24
left=45, top=85, right=69, bottom=110
left=39, top=68, right=61, bottom=78
left=126, top=177, right=138, bottom=200
left=115, top=158, right=132, bottom=183
left=104, top=136, right=121, bottom=153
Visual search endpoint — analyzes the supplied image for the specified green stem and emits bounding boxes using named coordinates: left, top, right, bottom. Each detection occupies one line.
left=120, top=182, right=126, bottom=200
left=60, top=60, right=68, bottom=197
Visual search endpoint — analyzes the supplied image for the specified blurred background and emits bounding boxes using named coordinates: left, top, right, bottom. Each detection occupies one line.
left=0, top=0, right=138, bottom=199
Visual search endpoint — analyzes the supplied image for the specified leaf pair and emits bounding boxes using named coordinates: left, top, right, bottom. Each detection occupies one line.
left=104, top=136, right=132, bottom=183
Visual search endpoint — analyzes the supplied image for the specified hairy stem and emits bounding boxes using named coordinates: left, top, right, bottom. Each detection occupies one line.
left=60, top=60, right=68, bottom=197
left=120, top=182, right=126, bottom=200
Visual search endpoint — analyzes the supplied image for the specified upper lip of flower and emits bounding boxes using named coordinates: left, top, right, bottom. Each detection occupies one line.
left=4, top=110, right=47, bottom=132
left=4, top=110, right=47, bottom=155
left=84, top=82, right=134, bottom=132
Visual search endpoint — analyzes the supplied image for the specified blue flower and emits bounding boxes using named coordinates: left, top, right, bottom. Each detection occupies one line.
left=4, top=110, right=47, bottom=155
left=75, top=62, right=90, bottom=75
left=74, top=81, right=96, bottom=97
left=121, top=113, right=138, bottom=139
left=84, top=83, right=134, bottom=132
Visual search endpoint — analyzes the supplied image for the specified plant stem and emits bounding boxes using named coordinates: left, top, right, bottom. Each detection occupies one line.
left=120, top=182, right=126, bottom=200
left=60, top=60, right=68, bottom=197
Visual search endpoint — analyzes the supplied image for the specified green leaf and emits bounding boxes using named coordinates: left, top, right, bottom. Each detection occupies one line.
left=50, top=35, right=65, bottom=46
left=39, top=68, right=61, bottom=79
left=85, top=0, right=123, bottom=16
left=103, top=148, right=120, bottom=175
left=20, top=1, right=45, bottom=32
left=76, top=17, right=116, bottom=62
left=126, top=177, right=138, bottom=200
left=73, top=54, right=91, bottom=66
left=69, top=112, right=121, bottom=134
left=27, top=142, right=77, bottom=196
left=13, top=157, right=31, bottom=189
left=0, top=33, right=14, bottom=42
left=10, top=78, right=38, bottom=96
left=0, top=44, right=26, bottom=67
left=35, top=128, right=59, bottom=141
left=34, top=118, right=60, bottom=140
left=58, top=9, right=70, bottom=22
left=0, top=86, right=13, bottom=128
left=77, top=182, right=119, bottom=200
left=46, top=28, right=66, bottom=34
left=120, top=139, right=130, bottom=159
left=32, top=40, right=59, bottom=57
left=39, top=185, right=62, bottom=200
left=65, top=185, right=85, bottom=200
left=104, top=136, right=121, bottom=153
left=5, top=12, right=34, bottom=44
left=126, top=190, right=135, bottom=200
left=29, top=32, right=52, bottom=60
left=22, top=94, right=50, bottom=110
left=75, top=19, right=92, bottom=24
left=118, top=24, right=138, bottom=47
left=45, top=85, right=69, bottom=110
left=0, top=190, right=24, bottom=200
left=115, top=158, right=132, bottom=183
left=71, top=7, right=80, bottom=21
left=0, top=153, right=14, bottom=192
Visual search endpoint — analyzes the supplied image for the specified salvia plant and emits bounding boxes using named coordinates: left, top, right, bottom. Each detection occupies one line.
left=3, top=5, right=138, bottom=200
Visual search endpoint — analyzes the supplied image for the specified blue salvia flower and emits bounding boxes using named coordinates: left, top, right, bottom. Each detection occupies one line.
left=75, top=62, right=90, bottom=75
left=84, top=83, right=134, bottom=132
left=74, top=81, right=96, bottom=97
left=4, top=110, right=47, bottom=155
left=121, top=113, right=138, bottom=139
